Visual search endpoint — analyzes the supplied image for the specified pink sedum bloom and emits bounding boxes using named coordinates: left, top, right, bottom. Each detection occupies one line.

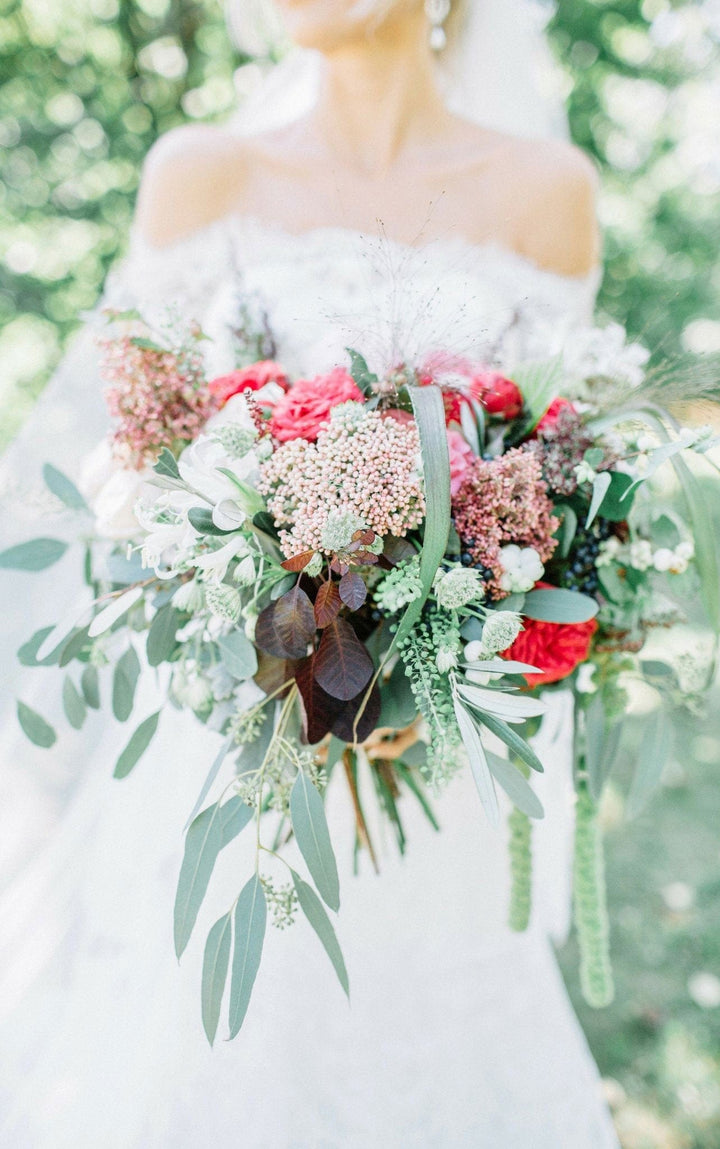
left=269, top=368, right=364, bottom=443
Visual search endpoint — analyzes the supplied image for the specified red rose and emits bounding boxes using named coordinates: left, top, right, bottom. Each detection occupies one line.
left=479, top=372, right=524, bottom=420
left=422, top=355, right=523, bottom=424
left=535, top=397, right=576, bottom=433
left=209, top=360, right=290, bottom=406
left=269, top=367, right=364, bottom=443
left=501, top=584, right=597, bottom=687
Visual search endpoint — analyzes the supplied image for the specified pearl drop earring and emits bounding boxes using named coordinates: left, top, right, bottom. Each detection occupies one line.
left=425, top=0, right=451, bottom=52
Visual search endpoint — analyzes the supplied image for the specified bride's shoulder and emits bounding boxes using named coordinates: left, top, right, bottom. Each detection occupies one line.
left=134, top=123, right=252, bottom=248
left=489, top=132, right=600, bottom=276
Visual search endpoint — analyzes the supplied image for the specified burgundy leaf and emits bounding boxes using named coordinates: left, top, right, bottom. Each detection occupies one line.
left=339, top=572, right=367, bottom=611
left=330, top=558, right=350, bottom=577
left=330, top=681, right=382, bottom=743
left=353, top=550, right=378, bottom=565
left=314, top=619, right=374, bottom=702
left=281, top=550, right=316, bottom=573
left=352, top=528, right=377, bottom=546
left=255, top=587, right=316, bottom=660
left=314, top=580, right=342, bottom=628
left=254, top=651, right=300, bottom=696
left=382, top=536, right=416, bottom=566
left=295, top=657, right=342, bottom=745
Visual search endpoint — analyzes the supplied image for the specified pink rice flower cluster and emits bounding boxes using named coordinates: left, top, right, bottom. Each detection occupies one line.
left=101, top=324, right=216, bottom=468
left=258, top=405, right=426, bottom=557
left=452, top=447, right=559, bottom=599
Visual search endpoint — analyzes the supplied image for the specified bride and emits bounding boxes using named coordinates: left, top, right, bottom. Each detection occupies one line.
left=0, top=0, right=622, bottom=1145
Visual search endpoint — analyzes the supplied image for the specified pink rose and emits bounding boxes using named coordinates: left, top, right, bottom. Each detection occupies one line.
left=209, top=360, right=290, bottom=407
left=535, top=396, right=576, bottom=432
left=446, top=429, right=475, bottom=496
left=479, top=372, right=523, bottom=420
left=269, top=368, right=364, bottom=442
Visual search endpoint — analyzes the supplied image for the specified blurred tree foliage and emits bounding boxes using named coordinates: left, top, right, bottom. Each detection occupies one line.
left=0, top=0, right=718, bottom=444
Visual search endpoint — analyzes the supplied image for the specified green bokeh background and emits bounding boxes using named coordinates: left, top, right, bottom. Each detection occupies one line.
left=2, top=2, right=719, bottom=1144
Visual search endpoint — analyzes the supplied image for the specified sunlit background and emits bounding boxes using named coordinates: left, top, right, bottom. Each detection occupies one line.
left=1, top=1, right=719, bottom=1144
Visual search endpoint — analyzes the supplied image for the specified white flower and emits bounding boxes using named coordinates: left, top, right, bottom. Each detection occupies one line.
left=653, top=547, right=675, bottom=573
left=464, top=639, right=485, bottom=663
left=629, top=540, right=653, bottom=571
left=194, top=535, right=252, bottom=583
left=574, top=459, right=597, bottom=486
left=498, top=545, right=544, bottom=594
left=80, top=440, right=150, bottom=540
left=478, top=611, right=524, bottom=655
left=204, top=392, right=257, bottom=436
left=233, top=554, right=256, bottom=586
left=172, top=669, right=214, bottom=711
left=436, top=647, right=458, bottom=673
left=178, top=433, right=260, bottom=505
left=596, top=536, right=621, bottom=568
left=676, top=540, right=694, bottom=561
left=173, top=578, right=205, bottom=612
left=135, top=488, right=199, bottom=577
left=636, top=432, right=658, bottom=453
left=433, top=566, right=485, bottom=610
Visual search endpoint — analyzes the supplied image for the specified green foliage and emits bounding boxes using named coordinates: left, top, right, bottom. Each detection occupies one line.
left=573, top=783, right=615, bottom=1008
left=508, top=806, right=533, bottom=932
left=548, top=2, right=720, bottom=359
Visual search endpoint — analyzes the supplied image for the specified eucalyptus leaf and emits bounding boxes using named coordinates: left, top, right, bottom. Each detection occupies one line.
left=218, top=795, right=254, bottom=847
left=289, top=770, right=340, bottom=912
left=379, top=658, right=417, bottom=728
left=523, top=588, right=598, bottom=624
left=184, top=735, right=234, bottom=831
left=453, top=699, right=499, bottom=827
left=228, top=874, right=267, bottom=1038
left=188, top=507, right=234, bottom=536
left=17, top=701, right=56, bottom=748
left=0, top=537, right=68, bottom=571
left=584, top=694, right=623, bottom=800
left=89, top=587, right=144, bottom=638
left=597, top=470, right=636, bottom=521
left=146, top=604, right=180, bottom=667
left=486, top=751, right=545, bottom=819
left=62, top=676, right=86, bottom=730
left=457, top=682, right=546, bottom=723
left=114, top=711, right=160, bottom=779
left=586, top=471, right=612, bottom=528
left=292, top=871, right=349, bottom=997
left=81, top=664, right=101, bottom=709
left=201, top=912, right=232, bottom=1046
left=174, top=802, right=224, bottom=958
left=555, top=504, right=578, bottom=559
left=42, top=463, right=88, bottom=511
left=217, top=630, right=258, bottom=681
left=18, top=626, right=60, bottom=668
left=627, top=709, right=671, bottom=818
left=112, top=645, right=141, bottom=722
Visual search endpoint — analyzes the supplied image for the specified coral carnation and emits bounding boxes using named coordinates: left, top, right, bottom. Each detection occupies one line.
left=447, top=429, right=475, bottom=496
left=502, top=585, right=597, bottom=686
left=270, top=368, right=363, bottom=443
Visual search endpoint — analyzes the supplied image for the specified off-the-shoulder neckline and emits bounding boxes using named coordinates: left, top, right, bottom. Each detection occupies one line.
left=128, top=213, right=602, bottom=290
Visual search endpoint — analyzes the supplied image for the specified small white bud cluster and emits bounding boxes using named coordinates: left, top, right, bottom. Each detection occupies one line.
left=498, top=545, right=544, bottom=594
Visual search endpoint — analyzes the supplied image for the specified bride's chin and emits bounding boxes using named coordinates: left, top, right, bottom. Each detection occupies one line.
left=275, top=0, right=411, bottom=51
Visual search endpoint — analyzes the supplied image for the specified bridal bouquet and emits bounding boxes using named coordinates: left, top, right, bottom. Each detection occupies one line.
left=4, top=306, right=718, bottom=1039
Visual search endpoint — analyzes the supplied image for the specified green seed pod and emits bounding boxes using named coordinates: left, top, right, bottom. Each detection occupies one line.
left=508, top=806, right=533, bottom=932
left=573, top=783, right=615, bottom=1008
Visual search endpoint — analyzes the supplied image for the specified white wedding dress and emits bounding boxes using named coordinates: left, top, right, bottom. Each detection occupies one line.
left=0, top=216, right=620, bottom=1148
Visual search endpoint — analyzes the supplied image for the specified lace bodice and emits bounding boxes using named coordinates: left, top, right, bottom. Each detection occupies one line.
left=113, top=215, right=600, bottom=379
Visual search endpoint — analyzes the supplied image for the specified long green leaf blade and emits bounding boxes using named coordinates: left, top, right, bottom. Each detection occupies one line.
left=201, top=912, right=232, bottom=1046
left=289, top=771, right=340, bottom=912
left=627, top=709, right=671, bottom=818
left=229, top=874, right=267, bottom=1038
left=184, top=735, right=234, bottom=831
left=112, top=646, right=141, bottom=722
left=472, top=708, right=545, bottom=774
left=486, top=752, right=544, bottom=819
left=393, top=385, right=451, bottom=648
left=62, top=676, right=87, bottom=730
left=292, top=871, right=349, bottom=997
left=453, top=699, right=499, bottom=827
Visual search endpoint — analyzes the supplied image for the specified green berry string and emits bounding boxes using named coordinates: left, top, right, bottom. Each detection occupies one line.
left=573, top=782, right=615, bottom=1008
left=508, top=805, right=533, bottom=932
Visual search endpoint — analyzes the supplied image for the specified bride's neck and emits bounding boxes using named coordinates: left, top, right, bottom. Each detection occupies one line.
left=311, top=16, right=449, bottom=176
